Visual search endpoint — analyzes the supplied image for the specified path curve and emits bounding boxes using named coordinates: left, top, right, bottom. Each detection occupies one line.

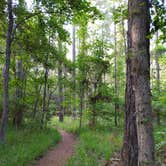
left=35, top=130, right=76, bottom=166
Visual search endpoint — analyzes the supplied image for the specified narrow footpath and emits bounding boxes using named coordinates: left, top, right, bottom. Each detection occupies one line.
left=35, top=130, right=76, bottom=166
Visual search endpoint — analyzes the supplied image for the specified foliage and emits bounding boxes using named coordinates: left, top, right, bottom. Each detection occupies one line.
left=150, top=0, right=166, bottom=42
left=154, top=123, right=166, bottom=164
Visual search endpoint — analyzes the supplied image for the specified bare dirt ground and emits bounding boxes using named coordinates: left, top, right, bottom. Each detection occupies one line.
left=34, top=130, right=76, bottom=166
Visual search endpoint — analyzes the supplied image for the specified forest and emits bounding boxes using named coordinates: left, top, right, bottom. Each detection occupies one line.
left=0, top=0, right=166, bottom=166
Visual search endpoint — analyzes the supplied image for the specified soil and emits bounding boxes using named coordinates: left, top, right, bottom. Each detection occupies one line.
left=34, top=130, right=76, bottom=166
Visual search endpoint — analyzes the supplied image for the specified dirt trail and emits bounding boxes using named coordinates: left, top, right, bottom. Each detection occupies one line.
left=34, top=130, right=76, bottom=166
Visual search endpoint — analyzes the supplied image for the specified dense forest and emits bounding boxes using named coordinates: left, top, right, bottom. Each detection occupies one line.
left=0, top=0, right=166, bottom=166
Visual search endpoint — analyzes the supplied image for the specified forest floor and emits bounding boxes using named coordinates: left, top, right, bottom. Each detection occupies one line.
left=34, top=130, right=76, bottom=166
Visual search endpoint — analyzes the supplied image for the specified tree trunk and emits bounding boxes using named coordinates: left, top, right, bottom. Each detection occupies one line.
left=122, top=57, right=138, bottom=166
left=47, top=89, right=53, bottom=112
left=127, top=0, right=155, bottom=165
left=0, top=0, right=13, bottom=143
left=41, top=66, right=48, bottom=125
left=13, top=58, right=24, bottom=127
left=58, top=42, right=63, bottom=122
left=33, top=85, right=42, bottom=119
left=72, top=26, right=76, bottom=118
left=114, top=23, right=118, bottom=126
left=121, top=9, right=138, bottom=165
left=58, top=60, right=63, bottom=122
left=79, top=82, right=84, bottom=129
left=63, top=65, right=67, bottom=115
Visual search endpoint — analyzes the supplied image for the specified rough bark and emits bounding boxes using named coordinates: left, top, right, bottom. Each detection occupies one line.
left=121, top=8, right=138, bottom=165
left=0, top=0, right=13, bottom=143
left=122, top=57, right=138, bottom=166
left=128, top=0, right=155, bottom=165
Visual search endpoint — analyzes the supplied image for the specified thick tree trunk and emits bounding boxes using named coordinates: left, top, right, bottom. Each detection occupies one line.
left=122, top=57, right=138, bottom=166
left=128, top=0, right=155, bottom=165
left=121, top=10, right=138, bottom=165
left=0, top=0, right=13, bottom=143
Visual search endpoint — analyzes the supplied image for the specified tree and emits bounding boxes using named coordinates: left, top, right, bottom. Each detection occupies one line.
left=123, top=0, right=155, bottom=165
left=72, top=26, right=76, bottom=118
left=0, top=0, right=13, bottom=143
left=114, top=22, right=118, bottom=127
left=58, top=41, right=64, bottom=122
left=13, top=55, right=24, bottom=126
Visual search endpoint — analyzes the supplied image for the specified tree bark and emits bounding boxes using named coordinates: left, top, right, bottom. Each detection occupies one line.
left=72, top=26, right=76, bottom=118
left=33, top=84, right=42, bottom=119
left=13, top=58, right=24, bottom=126
left=0, top=0, right=13, bottom=143
left=58, top=60, right=63, bottom=122
left=41, top=65, right=48, bottom=125
left=114, top=23, right=118, bottom=126
left=79, top=82, right=84, bottom=129
left=58, top=42, right=63, bottom=122
left=128, top=0, right=155, bottom=165
left=122, top=56, right=138, bottom=166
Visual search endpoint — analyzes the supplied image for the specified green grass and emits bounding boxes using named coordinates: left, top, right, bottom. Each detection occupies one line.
left=50, top=116, right=81, bottom=133
left=51, top=116, right=166, bottom=165
left=51, top=116, right=123, bottom=166
left=154, top=123, right=166, bottom=164
left=0, top=126, right=61, bottom=166
left=67, top=128, right=122, bottom=166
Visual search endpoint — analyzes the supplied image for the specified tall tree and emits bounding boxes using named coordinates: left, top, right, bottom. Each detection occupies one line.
left=0, top=0, right=13, bottom=142
left=123, top=0, right=155, bottom=165
left=13, top=55, right=24, bottom=126
left=72, top=26, right=76, bottom=118
left=41, top=55, right=49, bottom=126
left=58, top=41, right=63, bottom=122
left=114, top=23, right=118, bottom=127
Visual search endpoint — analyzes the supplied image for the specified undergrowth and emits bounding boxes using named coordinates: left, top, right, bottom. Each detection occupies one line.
left=0, top=125, right=61, bottom=166
left=52, top=116, right=166, bottom=165
left=154, top=122, right=166, bottom=164
left=51, top=116, right=123, bottom=166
